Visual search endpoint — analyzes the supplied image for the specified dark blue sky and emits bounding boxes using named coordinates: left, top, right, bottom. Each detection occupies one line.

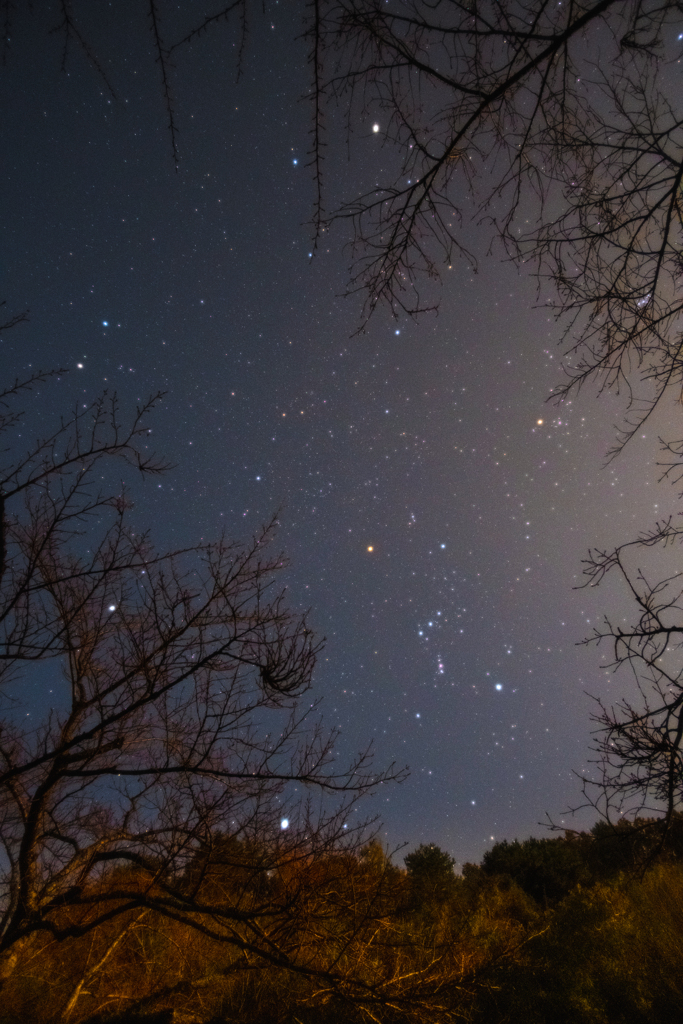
left=1, top=1, right=672, bottom=865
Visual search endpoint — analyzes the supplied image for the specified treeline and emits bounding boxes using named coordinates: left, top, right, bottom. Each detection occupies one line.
left=3, top=817, right=683, bottom=1024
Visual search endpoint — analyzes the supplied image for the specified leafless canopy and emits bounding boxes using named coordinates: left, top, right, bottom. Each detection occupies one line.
left=0, top=374, right=401, bottom=996
left=8, top=3, right=683, bottom=452
left=313, top=0, right=683, bottom=454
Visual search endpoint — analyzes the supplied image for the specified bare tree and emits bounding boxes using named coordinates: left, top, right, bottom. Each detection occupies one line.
left=576, top=517, right=683, bottom=842
left=313, top=0, right=683, bottom=454
left=0, top=373, right=401, bottom=1008
left=310, top=1, right=683, bottom=839
left=1, top=1, right=250, bottom=168
left=9, top=4, right=683, bottom=451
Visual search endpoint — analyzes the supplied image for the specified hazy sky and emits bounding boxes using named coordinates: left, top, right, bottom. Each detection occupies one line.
left=2, top=1, right=675, bottom=865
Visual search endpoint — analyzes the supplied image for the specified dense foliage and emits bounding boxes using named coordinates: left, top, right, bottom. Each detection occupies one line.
left=2, top=821, right=683, bottom=1023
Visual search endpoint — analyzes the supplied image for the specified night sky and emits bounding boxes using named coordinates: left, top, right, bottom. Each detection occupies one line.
left=1, top=2, right=675, bottom=866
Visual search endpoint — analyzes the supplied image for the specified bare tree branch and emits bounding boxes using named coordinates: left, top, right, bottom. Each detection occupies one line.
left=313, top=0, right=683, bottom=451
left=0, top=379, right=406, bottom=1014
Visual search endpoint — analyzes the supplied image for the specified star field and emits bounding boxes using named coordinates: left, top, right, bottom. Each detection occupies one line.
left=0, top=1, right=674, bottom=866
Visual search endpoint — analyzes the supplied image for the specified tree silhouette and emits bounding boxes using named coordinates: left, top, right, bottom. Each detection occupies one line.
left=8, top=3, right=683, bottom=451
left=311, top=0, right=683, bottom=843
left=405, top=843, right=456, bottom=903
left=314, top=0, right=683, bottom=454
left=0, top=369, right=402, bottom=1009
left=577, top=519, right=683, bottom=841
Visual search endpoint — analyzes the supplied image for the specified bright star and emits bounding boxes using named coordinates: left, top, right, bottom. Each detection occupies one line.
left=280, top=818, right=289, bottom=830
